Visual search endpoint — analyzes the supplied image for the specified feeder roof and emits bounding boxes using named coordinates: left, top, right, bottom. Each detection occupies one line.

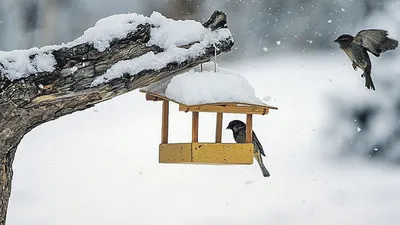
left=140, top=63, right=277, bottom=109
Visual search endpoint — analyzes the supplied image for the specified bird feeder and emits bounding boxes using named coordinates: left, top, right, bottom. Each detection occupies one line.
left=139, top=63, right=278, bottom=165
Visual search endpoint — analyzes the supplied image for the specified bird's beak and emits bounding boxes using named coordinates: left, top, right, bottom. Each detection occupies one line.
left=226, top=126, right=229, bottom=130
left=333, top=39, right=338, bottom=43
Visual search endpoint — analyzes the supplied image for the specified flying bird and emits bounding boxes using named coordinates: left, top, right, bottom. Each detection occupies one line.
left=226, top=120, right=270, bottom=177
left=334, top=29, right=398, bottom=90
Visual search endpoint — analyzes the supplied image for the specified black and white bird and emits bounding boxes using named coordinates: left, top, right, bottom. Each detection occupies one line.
left=226, top=120, right=270, bottom=177
left=334, top=29, right=398, bottom=90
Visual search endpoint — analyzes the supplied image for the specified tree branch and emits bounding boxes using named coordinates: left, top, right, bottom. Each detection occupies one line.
left=0, top=10, right=233, bottom=154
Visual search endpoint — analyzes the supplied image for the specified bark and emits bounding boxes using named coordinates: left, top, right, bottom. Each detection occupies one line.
left=0, top=10, right=233, bottom=224
left=0, top=148, right=15, bottom=225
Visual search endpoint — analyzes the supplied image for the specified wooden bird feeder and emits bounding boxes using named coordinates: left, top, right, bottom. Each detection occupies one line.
left=139, top=65, right=278, bottom=165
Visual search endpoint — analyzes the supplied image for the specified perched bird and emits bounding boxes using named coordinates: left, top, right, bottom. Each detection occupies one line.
left=226, top=120, right=270, bottom=177
left=334, top=29, right=398, bottom=90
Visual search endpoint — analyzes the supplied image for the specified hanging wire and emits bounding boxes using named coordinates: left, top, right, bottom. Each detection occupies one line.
left=213, top=44, right=217, bottom=72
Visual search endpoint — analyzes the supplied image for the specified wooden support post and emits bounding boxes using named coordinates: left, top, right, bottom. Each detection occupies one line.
left=161, top=100, right=169, bottom=144
left=246, top=114, right=253, bottom=143
left=192, top=112, right=199, bottom=142
left=215, top=112, right=223, bottom=143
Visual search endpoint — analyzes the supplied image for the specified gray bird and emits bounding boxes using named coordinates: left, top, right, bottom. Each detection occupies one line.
left=334, top=29, right=398, bottom=90
left=226, top=120, right=270, bottom=177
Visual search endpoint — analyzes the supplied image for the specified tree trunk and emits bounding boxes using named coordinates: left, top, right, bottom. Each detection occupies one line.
left=0, top=149, right=16, bottom=225
left=0, top=10, right=233, bottom=224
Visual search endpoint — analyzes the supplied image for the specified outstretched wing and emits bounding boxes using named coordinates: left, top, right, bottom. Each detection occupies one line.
left=354, top=29, right=398, bottom=57
left=252, top=131, right=266, bottom=157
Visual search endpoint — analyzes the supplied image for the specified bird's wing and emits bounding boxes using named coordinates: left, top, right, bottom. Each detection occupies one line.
left=234, top=125, right=247, bottom=143
left=354, top=29, right=397, bottom=56
left=252, top=131, right=265, bottom=157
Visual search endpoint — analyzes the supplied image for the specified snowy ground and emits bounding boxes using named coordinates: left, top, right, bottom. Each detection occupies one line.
left=7, top=53, right=400, bottom=225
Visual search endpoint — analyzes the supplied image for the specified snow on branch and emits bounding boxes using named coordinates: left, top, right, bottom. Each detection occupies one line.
left=0, top=10, right=233, bottom=108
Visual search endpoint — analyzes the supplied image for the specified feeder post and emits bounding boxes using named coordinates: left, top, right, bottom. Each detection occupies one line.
left=215, top=112, right=223, bottom=143
left=161, top=100, right=169, bottom=144
left=192, top=112, right=199, bottom=142
left=246, top=114, right=253, bottom=143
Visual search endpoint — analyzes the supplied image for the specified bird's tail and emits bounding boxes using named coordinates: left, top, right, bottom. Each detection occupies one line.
left=254, top=154, right=270, bottom=177
left=363, top=67, right=375, bottom=91
left=380, top=37, right=399, bottom=52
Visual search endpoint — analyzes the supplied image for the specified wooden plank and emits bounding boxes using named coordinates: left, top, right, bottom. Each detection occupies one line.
left=179, top=104, right=270, bottom=115
left=192, top=143, right=253, bottom=164
left=188, top=102, right=278, bottom=110
left=192, top=112, right=199, bottom=142
left=161, top=100, right=169, bottom=144
left=159, top=143, right=253, bottom=164
left=215, top=112, right=223, bottom=143
left=144, top=93, right=278, bottom=111
left=145, top=93, right=162, bottom=101
left=159, top=143, right=192, bottom=163
left=246, top=114, right=253, bottom=143
left=225, top=103, right=238, bottom=107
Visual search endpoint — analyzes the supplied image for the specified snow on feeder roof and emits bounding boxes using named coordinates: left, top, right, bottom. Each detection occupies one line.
left=140, top=63, right=278, bottom=111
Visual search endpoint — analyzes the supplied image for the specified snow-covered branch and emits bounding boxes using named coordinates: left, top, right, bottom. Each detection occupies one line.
left=0, top=10, right=232, bottom=106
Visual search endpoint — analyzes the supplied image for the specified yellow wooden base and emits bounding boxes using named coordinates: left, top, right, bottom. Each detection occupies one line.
left=159, top=143, right=254, bottom=164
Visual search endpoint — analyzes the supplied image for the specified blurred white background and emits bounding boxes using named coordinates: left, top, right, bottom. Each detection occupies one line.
left=2, top=1, right=400, bottom=225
